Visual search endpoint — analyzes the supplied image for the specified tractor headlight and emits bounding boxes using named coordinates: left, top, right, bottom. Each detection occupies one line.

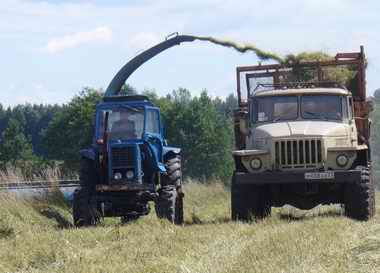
left=126, top=170, right=134, bottom=179
left=250, top=158, right=262, bottom=170
left=336, top=154, right=349, bottom=167
left=114, top=172, right=122, bottom=180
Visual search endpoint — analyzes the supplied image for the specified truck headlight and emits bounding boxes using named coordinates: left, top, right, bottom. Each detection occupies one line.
left=250, top=158, right=262, bottom=170
left=114, top=172, right=122, bottom=180
left=126, top=170, right=134, bottom=179
left=336, top=154, right=349, bottom=167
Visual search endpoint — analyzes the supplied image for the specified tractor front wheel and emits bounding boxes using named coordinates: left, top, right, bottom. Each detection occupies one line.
left=155, top=155, right=184, bottom=225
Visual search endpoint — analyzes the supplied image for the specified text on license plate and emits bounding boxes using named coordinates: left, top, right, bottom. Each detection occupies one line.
left=304, top=171, right=334, bottom=180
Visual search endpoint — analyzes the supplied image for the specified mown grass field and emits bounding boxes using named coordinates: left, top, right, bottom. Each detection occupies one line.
left=0, top=182, right=379, bottom=273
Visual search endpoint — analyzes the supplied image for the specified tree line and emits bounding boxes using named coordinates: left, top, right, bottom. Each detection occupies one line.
left=0, top=87, right=237, bottom=181
left=1, top=86, right=380, bottom=183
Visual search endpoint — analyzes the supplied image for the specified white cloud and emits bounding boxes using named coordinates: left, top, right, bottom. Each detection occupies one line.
left=43, top=26, right=113, bottom=54
left=1, top=0, right=380, bottom=105
left=129, top=32, right=163, bottom=51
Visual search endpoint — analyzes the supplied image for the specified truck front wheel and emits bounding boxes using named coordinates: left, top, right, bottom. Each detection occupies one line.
left=231, top=172, right=271, bottom=221
left=344, top=165, right=376, bottom=221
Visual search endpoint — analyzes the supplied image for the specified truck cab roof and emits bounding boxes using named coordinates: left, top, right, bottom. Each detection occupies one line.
left=253, top=87, right=350, bottom=97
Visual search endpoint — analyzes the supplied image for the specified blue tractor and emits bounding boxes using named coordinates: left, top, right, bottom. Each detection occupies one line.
left=72, top=34, right=197, bottom=226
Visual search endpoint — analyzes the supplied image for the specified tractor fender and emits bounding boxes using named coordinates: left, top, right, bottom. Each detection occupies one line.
left=163, top=146, right=181, bottom=161
left=80, top=148, right=96, bottom=161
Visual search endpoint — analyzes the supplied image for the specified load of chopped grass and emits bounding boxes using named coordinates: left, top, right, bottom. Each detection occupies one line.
left=193, top=36, right=357, bottom=87
left=193, top=36, right=284, bottom=63
left=283, top=51, right=356, bottom=86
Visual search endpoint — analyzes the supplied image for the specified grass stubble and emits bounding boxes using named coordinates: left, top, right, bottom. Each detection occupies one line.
left=0, top=180, right=379, bottom=273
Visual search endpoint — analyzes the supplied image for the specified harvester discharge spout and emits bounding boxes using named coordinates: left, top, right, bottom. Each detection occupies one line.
left=104, top=34, right=196, bottom=97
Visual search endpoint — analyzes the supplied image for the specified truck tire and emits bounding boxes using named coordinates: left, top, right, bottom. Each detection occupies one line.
left=231, top=172, right=271, bottom=221
left=73, top=158, right=99, bottom=227
left=344, top=165, right=376, bottom=221
left=155, top=155, right=184, bottom=225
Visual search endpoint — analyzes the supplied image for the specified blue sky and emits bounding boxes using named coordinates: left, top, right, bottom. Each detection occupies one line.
left=0, top=0, right=379, bottom=106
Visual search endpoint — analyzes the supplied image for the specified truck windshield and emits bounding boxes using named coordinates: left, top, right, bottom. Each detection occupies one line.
left=254, top=96, right=298, bottom=122
left=99, top=107, right=145, bottom=140
left=301, top=95, right=342, bottom=120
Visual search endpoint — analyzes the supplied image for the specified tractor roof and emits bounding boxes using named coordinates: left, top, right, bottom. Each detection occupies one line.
left=102, top=95, right=151, bottom=103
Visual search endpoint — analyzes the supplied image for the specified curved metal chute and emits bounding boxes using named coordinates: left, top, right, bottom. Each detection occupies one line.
left=104, top=34, right=196, bottom=97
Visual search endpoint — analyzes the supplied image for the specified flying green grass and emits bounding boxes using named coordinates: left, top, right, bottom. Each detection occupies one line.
left=0, top=181, right=378, bottom=273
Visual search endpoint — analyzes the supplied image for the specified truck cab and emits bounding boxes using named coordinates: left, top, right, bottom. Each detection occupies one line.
left=239, top=87, right=360, bottom=173
left=231, top=48, right=375, bottom=221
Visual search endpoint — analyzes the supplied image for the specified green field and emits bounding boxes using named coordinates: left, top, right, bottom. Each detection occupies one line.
left=0, top=182, right=379, bottom=273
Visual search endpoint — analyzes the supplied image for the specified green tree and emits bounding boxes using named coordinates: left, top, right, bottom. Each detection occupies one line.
left=0, top=118, right=34, bottom=167
left=120, top=84, right=138, bottom=95
left=164, top=89, right=234, bottom=181
left=43, top=88, right=103, bottom=169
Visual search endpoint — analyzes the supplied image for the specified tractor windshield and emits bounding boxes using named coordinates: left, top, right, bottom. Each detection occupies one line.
left=98, top=106, right=161, bottom=141
left=99, top=107, right=145, bottom=140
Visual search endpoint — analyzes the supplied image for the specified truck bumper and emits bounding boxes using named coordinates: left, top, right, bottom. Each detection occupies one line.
left=234, top=170, right=361, bottom=185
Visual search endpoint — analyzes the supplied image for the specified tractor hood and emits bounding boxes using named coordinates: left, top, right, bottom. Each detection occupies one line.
left=253, top=121, right=349, bottom=139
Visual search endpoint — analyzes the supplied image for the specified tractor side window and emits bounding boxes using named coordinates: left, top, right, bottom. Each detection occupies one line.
left=145, top=110, right=160, bottom=134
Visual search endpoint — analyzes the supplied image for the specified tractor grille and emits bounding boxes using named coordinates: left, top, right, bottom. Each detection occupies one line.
left=275, top=139, right=322, bottom=169
left=111, top=147, right=134, bottom=168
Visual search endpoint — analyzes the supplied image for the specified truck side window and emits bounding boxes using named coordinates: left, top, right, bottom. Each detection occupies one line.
left=249, top=101, right=255, bottom=123
left=348, top=97, right=353, bottom=120
left=342, top=96, right=348, bottom=120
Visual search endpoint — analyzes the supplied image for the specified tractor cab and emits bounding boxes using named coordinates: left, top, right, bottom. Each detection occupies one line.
left=94, top=95, right=165, bottom=185
left=73, top=35, right=188, bottom=227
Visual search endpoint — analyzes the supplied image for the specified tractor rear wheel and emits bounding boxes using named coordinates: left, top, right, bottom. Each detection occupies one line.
left=73, top=188, right=99, bottom=227
left=73, top=158, right=99, bottom=227
left=155, top=155, right=184, bottom=225
left=344, top=165, right=375, bottom=221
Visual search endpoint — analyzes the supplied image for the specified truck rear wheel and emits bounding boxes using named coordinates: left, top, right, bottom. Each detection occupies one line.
left=344, top=166, right=375, bottom=221
left=231, top=172, right=271, bottom=221
left=155, top=155, right=184, bottom=225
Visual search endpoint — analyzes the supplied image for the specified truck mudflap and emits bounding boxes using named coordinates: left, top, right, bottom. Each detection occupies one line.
left=234, top=170, right=362, bottom=185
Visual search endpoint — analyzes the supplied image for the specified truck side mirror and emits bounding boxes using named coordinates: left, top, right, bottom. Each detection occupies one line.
left=366, top=100, right=374, bottom=113
left=235, top=110, right=250, bottom=136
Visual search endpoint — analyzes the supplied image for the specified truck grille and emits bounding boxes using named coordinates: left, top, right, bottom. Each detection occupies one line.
left=275, top=139, right=322, bottom=169
left=111, top=147, right=134, bottom=168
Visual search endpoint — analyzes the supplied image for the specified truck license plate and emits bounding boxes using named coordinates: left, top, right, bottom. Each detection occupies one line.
left=304, top=171, right=334, bottom=180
